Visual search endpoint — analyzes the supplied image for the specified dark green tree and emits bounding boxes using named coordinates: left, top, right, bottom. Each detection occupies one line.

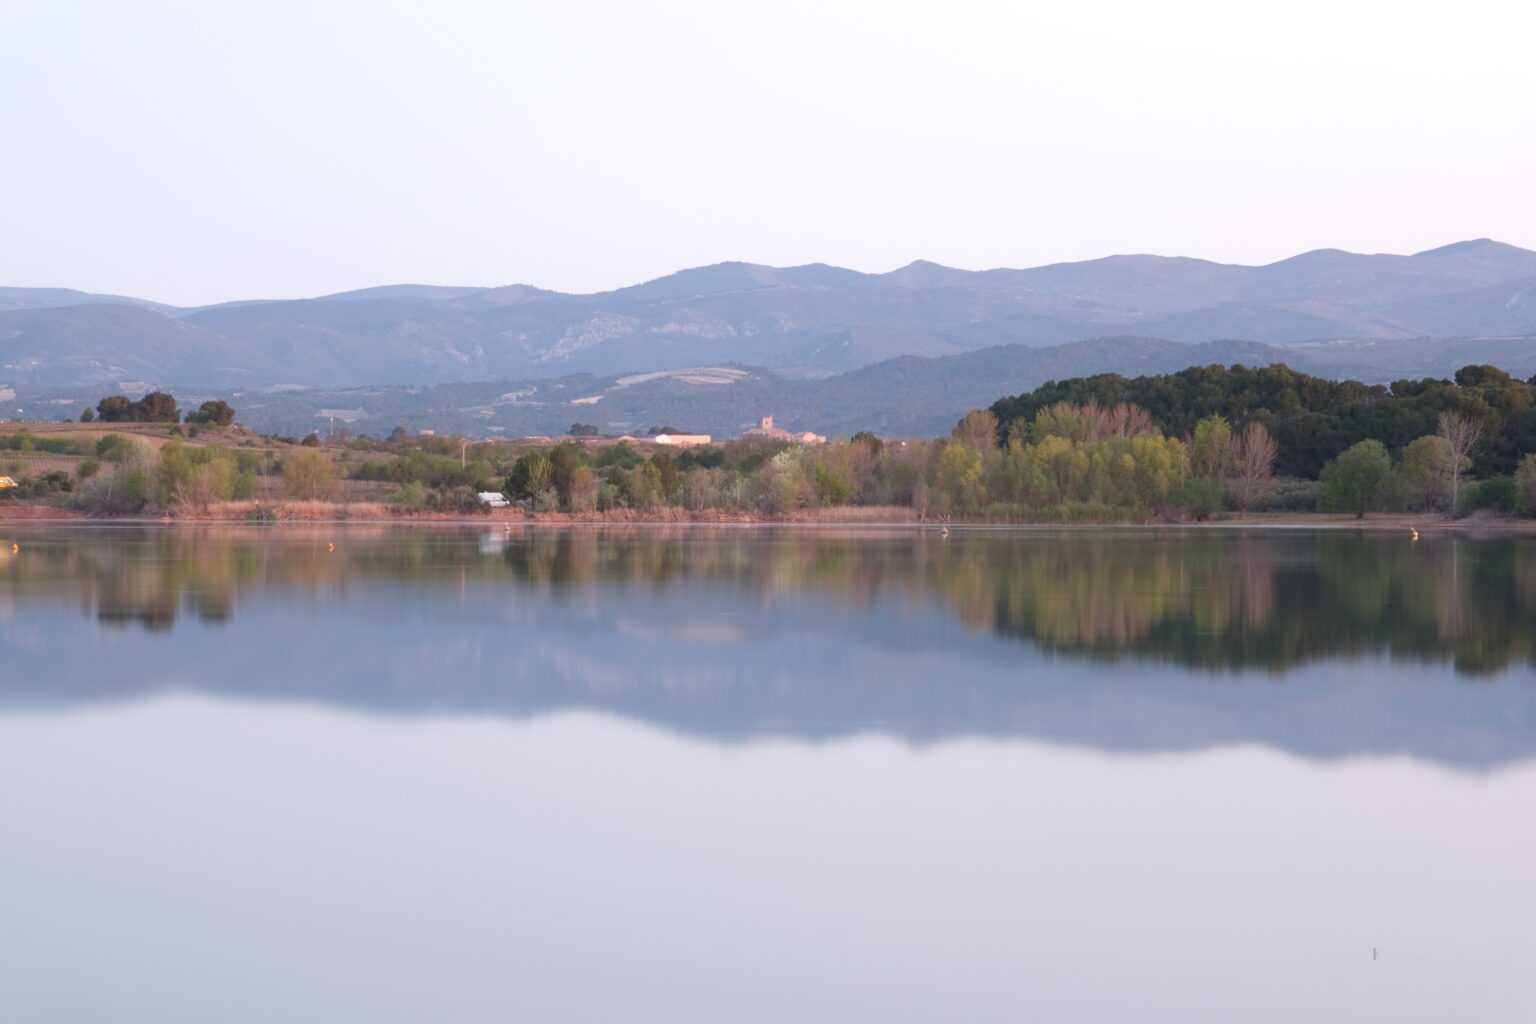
left=506, top=452, right=553, bottom=501
left=850, top=431, right=884, bottom=455
left=186, top=400, right=236, bottom=427
left=136, top=392, right=180, bottom=423
left=96, top=396, right=134, bottom=422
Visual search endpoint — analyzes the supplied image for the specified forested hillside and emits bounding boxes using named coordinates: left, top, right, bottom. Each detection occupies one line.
left=990, top=364, right=1536, bottom=478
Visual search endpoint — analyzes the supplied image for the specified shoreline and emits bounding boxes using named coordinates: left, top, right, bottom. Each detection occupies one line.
left=2, top=503, right=1532, bottom=533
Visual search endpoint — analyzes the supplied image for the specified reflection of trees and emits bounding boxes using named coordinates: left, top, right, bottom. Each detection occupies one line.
left=2, top=526, right=1533, bottom=674
left=967, top=534, right=1536, bottom=675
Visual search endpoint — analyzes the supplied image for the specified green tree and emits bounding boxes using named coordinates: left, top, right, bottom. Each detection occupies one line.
left=1190, top=414, right=1235, bottom=482
left=157, top=438, right=197, bottom=505
left=1468, top=475, right=1517, bottom=514
left=934, top=443, right=986, bottom=513
left=1169, top=476, right=1225, bottom=519
left=547, top=443, right=585, bottom=507
left=649, top=452, right=679, bottom=500
left=1318, top=440, right=1392, bottom=518
left=506, top=452, right=553, bottom=501
left=1395, top=435, right=1453, bottom=512
left=811, top=462, right=853, bottom=506
left=1514, top=453, right=1536, bottom=516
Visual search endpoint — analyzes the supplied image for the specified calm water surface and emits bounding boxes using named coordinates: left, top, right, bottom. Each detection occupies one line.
left=2, top=525, right=1533, bottom=1022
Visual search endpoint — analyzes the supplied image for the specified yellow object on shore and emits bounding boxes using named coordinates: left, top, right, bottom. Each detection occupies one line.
left=0, top=476, right=17, bottom=489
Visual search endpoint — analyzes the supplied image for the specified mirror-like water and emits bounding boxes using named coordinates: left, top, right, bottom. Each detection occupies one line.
left=2, top=525, right=1533, bottom=1022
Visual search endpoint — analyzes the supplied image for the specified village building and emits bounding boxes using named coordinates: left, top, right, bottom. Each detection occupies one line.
left=742, top=415, right=826, bottom=445
left=651, top=433, right=712, bottom=447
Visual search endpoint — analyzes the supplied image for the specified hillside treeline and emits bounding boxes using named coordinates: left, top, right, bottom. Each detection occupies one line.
left=8, top=359, right=1536, bottom=520
left=988, top=363, right=1536, bottom=478
left=83, top=393, right=236, bottom=427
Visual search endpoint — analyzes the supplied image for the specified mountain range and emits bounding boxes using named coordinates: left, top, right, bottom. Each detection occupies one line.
left=3, top=239, right=1536, bottom=395
left=10, top=334, right=1531, bottom=440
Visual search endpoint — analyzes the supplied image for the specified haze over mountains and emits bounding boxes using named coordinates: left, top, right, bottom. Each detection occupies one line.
left=5, top=239, right=1536, bottom=434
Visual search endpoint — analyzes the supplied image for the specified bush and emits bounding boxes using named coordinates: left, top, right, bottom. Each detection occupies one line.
left=1516, top=454, right=1536, bottom=516
left=396, top=482, right=426, bottom=508
left=355, top=459, right=394, bottom=482
left=0, top=473, right=73, bottom=501
left=1256, top=477, right=1319, bottom=513
left=281, top=449, right=338, bottom=500
left=74, top=469, right=150, bottom=515
left=428, top=485, right=489, bottom=514
left=1467, top=475, right=1518, bottom=514
left=1168, top=477, right=1225, bottom=520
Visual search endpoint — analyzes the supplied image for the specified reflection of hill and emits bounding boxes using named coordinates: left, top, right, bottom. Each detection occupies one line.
left=1, top=526, right=1534, bottom=768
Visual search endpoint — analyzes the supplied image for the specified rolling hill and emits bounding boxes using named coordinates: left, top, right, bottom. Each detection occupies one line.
left=12, top=334, right=1525, bottom=440
left=4, top=240, right=1536, bottom=393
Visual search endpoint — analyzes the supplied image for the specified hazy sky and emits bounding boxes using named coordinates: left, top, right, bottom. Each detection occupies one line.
left=2, top=0, right=1532, bottom=305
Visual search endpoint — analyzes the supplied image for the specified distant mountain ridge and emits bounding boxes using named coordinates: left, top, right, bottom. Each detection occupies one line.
left=3, top=239, right=1536, bottom=392
left=11, top=333, right=1527, bottom=440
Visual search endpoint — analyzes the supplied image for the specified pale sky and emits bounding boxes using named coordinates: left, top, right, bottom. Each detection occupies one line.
left=2, top=0, right=1532, bottom=306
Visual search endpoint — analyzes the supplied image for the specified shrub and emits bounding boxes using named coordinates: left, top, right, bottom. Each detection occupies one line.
left=428, top=485, right=488, bottom=514
left=1256, top=477, right=1319, bottom=513
left=1516, top=454, right=1536, bottom=516
left=1468, top=475, right=1518, bottom=514
left=1168, top=477, right=1225, bottom=519
left=281, top=449, right=338, bottom=500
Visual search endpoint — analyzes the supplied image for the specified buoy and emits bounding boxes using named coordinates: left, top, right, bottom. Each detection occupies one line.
left=9, top=543, right=17, bottom=554
left=1410, top=527, right=1419, bottom=541
left=328, top=543, right=335, bottom=553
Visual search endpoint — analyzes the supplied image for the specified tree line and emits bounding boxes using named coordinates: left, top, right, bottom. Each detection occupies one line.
left=82, top=393, right=236, bottom=427
left=988, top=363, right=1536, bottom=478
left=10, top=362, right=1536, bottom=520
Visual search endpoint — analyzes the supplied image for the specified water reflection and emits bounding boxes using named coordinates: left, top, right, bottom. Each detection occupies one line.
left=1, top=525, right=1533, bottom=767
left=3, top=525, right=1533, bottom=672
left=5, top=525, right=1530, bottom=1023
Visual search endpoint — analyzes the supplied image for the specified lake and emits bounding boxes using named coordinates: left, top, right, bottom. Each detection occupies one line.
left=2, top=524, right=1533, bottom=1022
